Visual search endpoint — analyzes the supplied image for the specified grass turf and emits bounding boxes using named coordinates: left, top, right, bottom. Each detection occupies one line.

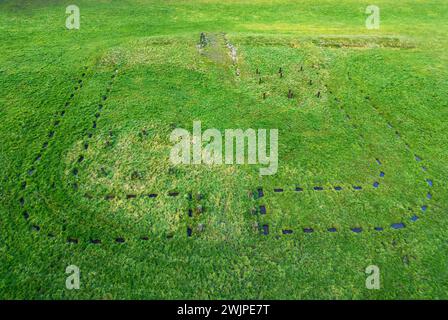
left=1, top=0, right=448, bottom=299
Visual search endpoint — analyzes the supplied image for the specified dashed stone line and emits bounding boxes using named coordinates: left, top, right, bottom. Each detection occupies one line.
left=63, top=67, right=204, bottom=243
left=254, top=157, right=393, bottom=235
left=253, top=64, right=387, bottom=235
left=349, top=78, right=434, bottom=219
left=85, top=191, right=185, bottom=201
left=255, top=75, right=436, bottom=236
left=19, top=64, right=203, bottom=244
left=62, top=191, right=205, bottom=244
left=69, top=67, right=119, bottom=193
left=256, top=166, right=424, bottom=236
left=256, top=161, right=385, bottom=197
left=265, top=173, right=383, bottom=194
left=64, top=67, right=140, bottom=244
left=18, top=66, right=157, bottom=245
left=363, top=93, right=434, bottom=224
left=186, top=192, right=206, bottom=238
left=19, top=66, right=91, bottom=233
left=254, top=62, right=383, bottom=193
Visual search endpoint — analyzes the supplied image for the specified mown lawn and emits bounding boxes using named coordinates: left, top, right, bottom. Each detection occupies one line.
left=1, top=0, right=448, bottom=299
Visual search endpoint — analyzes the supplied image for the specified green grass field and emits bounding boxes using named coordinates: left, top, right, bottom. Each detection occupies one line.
left=1, top=0, right=448, bottom=299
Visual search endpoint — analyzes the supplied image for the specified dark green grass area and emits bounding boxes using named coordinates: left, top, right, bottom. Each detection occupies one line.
left=1, top=0, right=448, bottom=299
